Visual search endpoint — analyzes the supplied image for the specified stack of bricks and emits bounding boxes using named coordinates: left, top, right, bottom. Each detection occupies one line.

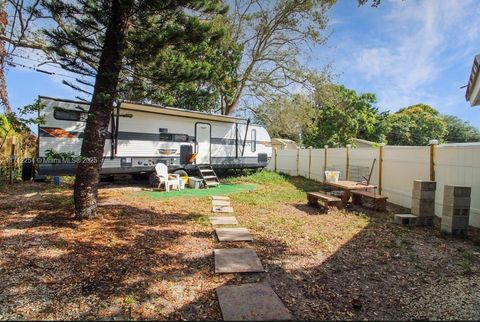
left=441, top=185, right=471, bottom=235
left=411, top=180, right=436, bottom=226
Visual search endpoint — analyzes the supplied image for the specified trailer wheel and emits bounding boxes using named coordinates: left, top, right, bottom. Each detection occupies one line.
left=149, top=172, right=159, bottom=188
left=173, top=169, right=188, bottom=177
left=21, top=158, right=34, bottom=181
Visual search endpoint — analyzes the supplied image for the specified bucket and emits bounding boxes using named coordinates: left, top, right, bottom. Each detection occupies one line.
left=324, top=171, right=340, bottom=183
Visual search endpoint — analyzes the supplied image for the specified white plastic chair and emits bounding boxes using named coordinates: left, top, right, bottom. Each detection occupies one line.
left=155, top=163, right=180, bottom=192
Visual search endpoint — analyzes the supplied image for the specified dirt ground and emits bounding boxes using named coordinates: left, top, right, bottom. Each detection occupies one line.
left=1, top=171, right=480, bottom=320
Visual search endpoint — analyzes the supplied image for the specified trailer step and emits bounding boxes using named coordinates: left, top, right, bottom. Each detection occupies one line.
left=195, top=164, right=220, bottom=188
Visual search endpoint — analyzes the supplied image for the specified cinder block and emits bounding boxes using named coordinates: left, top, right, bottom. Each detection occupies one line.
left=413, top=180, right=436, bottom=192
left=441, top=225, right=467, bottom=235
left=444, top=185, right=471, bottom=198
left=412, top=189, right=435, bottom=200
left=416, top=216, right=434, bottom=227
left=442, top=196, right=471, bottom=208
left=442, top=205, right=470, bottom=217
left=411, top=198, right=435, bottom=216
left=394, top=214, right=418, bottom=226
left=441, top=215, right=469, bottom=229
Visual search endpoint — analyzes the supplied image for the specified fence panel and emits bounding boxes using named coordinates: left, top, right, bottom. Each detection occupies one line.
left=326, top=148, right=347, bottom=180
left=349, top=148, right=379, bottom=185
left=436, top=145, right=480, bottom=227
left=310, top=148, right=325, bottom=182
left=382, top=146, right=430, bottom=209
left=298, top=149, right=310, bottom=178
left=276, top=149, right=297, bottom=175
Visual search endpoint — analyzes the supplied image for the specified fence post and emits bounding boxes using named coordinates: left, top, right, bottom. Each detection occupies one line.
left=9, top=136, right=16, bottom=184
left=346, top=144, right=351, bottom=181
left=296, top=147, right=300, bottom=176
left=274, top=148, right=278, bottom=172
left=308, top=146, right=312, bottom=179
left=323, top=145, right=328, bottom=182
left=429, top=139, right=438, bottom=181
left=379, top=143, right=385, bottom=195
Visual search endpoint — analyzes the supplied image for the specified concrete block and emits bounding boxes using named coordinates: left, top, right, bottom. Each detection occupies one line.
left=443, top=196, right=471, bottom=208
left=441, top=215, right=469, bottom=229
left=412, top=189, right=435, bottom=200
left=394, top=214, right=418, bottom=226
left=441, top=225, right=467, bottom=235
left=416, top=216, right=434, bottom=227
left=444, top=185, right=471, bottom=198
left=413, top=180, right=436, bottom=192
left=442, top=205, right=470, bottom=217
left=411, top=198, right=435, bottom=216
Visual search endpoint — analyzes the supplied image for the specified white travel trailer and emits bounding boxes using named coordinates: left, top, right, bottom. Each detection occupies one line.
left=29, top=96, right=272, bottom=183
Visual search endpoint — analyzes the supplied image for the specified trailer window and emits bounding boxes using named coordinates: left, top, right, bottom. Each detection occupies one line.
left=54, top=108, right=83, bottom=121
left=251, top=129, right=257, bottom=152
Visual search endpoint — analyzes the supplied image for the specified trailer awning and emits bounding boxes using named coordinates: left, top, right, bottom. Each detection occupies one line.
left=120, top=101, right=247, bottom=123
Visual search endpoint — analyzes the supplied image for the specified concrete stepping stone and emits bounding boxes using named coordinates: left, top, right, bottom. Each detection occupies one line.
left=212, top=196, right=230, bottom=201
left=216, top=228, right=253, bottom=242
left=212, top=200, right=231, bottom=207
left=212, top=206, right=234, bottom=213
left=209, top=216, right=238, bottom=225
left=214, top=248, right=264, bottom=273
left=217, top=283, right=292, bottom=321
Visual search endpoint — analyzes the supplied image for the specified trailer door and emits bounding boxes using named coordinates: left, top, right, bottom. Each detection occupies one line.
left=195, top=123, right=211, bottom=164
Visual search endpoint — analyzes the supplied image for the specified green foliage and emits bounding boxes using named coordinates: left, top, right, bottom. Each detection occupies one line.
left=41, top=0, right=236, bottom=112
left=122, top=14, right=241, bottom=112
left=387, top=104, right=448, bottom=146
left=254, top=94, right=316, bottom=142
left=442, top=115, right=480, bottom=143
left=303, top=84, right=388, bottom=147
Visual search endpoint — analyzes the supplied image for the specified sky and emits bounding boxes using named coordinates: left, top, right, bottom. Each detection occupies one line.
left=5, top=0, right=480, bottom=128
left=312, top=0, right=480, bottom=127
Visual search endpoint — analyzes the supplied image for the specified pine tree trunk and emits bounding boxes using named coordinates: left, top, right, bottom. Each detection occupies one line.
left=73, top=1, right=133, bottom=220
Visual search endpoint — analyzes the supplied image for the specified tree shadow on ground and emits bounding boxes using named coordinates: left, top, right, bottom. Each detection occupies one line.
left=2, top=182, right=480, bottom=320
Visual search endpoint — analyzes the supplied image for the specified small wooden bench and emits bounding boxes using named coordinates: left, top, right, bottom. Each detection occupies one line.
left=307, top=192, right=342, bottom=210
left=351, top=190, right=388, bottom=211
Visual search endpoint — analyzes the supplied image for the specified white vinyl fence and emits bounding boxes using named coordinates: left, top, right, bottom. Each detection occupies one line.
left=268, top=144, right=480, bottom=228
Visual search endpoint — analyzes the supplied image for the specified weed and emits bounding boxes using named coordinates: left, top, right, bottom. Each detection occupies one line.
left=124, top=294, right=136, bottom=306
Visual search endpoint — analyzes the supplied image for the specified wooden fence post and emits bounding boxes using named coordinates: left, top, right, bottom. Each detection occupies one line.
left=9, top=136, right=16, bottom=184
left=308, top=146, right=312, bottom=179
left=429, top=139, right=438, bottom=181
left=323, top=145, right=328, bottom=182
left=346, top=144, right=351, bottom=181
left=273, top=148, right=278, bottom=172
left=379, top=143, right=385, bottom=195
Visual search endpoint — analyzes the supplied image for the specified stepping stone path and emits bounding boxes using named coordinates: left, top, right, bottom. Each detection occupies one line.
left=214, top=248, right=264, bottom=273
left=212, top=200, right=231, bottom=206
left=212, top=206, right=234, bottom=213
left=209, top=196, right=291, bottom=320
left=209, top=216, right=239, bottom=225
left=217, top=283, right=293, bottom=321
left=212, top=196, right=230, bottom=201
left=215, top=227, right=253, bottom=242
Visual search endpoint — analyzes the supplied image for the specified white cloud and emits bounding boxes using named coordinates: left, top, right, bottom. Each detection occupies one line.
left=350, top=0, right=480, bottom=113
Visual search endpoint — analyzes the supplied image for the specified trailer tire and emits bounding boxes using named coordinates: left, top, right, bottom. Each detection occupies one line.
left=149, top=172, right=159, bottom=188
left=21, top=158, right=34, bottom=181
left=173, top=169, right=188, bottom=177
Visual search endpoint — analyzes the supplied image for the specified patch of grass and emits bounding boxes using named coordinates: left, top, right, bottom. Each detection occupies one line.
left=0, top=202, right=16, bottom=210
left=188, top=213, right=210, bottom=227
left=59, top=197, right=74, bottom=207
left=462, top=250, right=475, bottom=261
left=124, top=294, right=136, bottom=306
